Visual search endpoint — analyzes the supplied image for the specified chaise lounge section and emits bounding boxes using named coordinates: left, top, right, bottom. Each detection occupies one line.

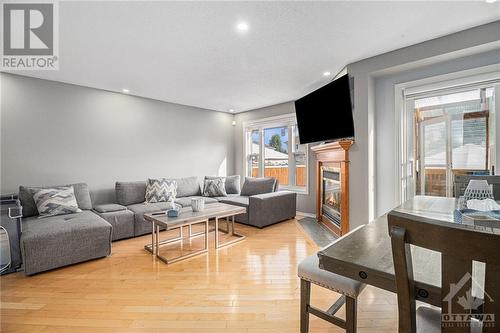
left=18, top=183, right=112, bottom=275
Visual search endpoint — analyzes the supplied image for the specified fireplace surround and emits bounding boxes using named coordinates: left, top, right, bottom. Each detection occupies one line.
left=311, top=140, right=353, bottom=236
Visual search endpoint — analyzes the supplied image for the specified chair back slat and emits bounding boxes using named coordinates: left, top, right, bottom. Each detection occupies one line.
left=483, top=264, right=500, bottom=333
left=391, top=226, right=417, bottom=332
left=388, top=210, right=500, bottom=333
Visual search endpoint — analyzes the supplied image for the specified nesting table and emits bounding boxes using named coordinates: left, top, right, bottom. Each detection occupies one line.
left=143, top=203, right=246, bottom=264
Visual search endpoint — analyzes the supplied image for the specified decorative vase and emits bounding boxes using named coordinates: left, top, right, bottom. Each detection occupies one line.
left=191, top=198, right=205, bottom=212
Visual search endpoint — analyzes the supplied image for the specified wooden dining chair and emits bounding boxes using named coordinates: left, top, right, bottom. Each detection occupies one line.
left=388, top=210, right=500, bottom=333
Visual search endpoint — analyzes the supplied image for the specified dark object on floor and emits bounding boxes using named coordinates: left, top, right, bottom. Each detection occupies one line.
left=298, top=216, right=336, bottom=247
left=0, top=194, right=23, bottom=275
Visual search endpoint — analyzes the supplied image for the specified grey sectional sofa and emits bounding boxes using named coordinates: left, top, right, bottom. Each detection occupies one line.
left=17, top=177, right=296, bottom=275
left=106, top=176, right=296, bottom=235
left=18, top=183, right=112, bottom=275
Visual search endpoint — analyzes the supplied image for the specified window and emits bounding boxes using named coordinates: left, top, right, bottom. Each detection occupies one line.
left=244, top=114, right=308, bottom=193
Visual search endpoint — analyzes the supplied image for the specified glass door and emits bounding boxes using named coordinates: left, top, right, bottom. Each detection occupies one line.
left=412, top=87, right=495, bottom=197
left=419, top=118, right=450, bottom=196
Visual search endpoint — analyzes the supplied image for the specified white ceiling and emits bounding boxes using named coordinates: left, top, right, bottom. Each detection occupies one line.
left=10, top=1, right=500, bottom=113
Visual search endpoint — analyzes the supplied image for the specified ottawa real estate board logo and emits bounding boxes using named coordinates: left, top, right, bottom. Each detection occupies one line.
left=1, top=1, right=59, bottom=70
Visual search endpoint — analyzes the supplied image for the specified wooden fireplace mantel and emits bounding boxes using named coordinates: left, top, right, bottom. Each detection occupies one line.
left=311, top=140, right=353, bottom=236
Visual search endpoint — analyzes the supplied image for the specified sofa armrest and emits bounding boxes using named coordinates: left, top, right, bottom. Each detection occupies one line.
left=248, top=191, right=297, bottom=228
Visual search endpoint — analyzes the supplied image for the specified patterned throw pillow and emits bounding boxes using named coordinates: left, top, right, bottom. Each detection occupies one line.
left=145, top=178, right=177, bottom=203
left=30, top=186, right=82, bottom=218
left=203, top=178, right=227, bottom=197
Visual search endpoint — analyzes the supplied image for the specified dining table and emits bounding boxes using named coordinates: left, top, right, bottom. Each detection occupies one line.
left=318, top=195, right=500, bottom=307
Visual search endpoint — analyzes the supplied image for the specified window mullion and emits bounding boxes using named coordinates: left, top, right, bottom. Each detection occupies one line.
left=259, top=128, right=265, bottom=177
left=288, top=126, right=295, bottom=188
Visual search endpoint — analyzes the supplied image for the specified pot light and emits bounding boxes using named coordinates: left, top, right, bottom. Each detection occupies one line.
left=486, top=0, right=496, bottom=3
left=236, top=22, right=249, bottom=32
left=122, top=88, right=130, bottom=93
left=229, top=109, right=235, bottom=113
left=323, top=71, right=331, bottom=77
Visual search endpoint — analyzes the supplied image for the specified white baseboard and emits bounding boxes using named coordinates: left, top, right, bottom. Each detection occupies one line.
left=296, top=211, right=316, bottom=218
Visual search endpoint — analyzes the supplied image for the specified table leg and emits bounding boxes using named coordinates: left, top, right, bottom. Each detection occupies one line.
left=188, top=224, right=192, bottom=238
left=205, top=219, right=209, bottom=249
left=215, top=216, right=219, bottom=249
left=231, top=215, right=235, bottom=235
left=156, top=224, right=160, bottom=258
left=151, top=221, right=156, bottom=255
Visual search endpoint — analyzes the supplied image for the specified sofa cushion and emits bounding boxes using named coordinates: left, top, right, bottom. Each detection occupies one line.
left=19, top=182, right=92, bottom=218
left=175, top=196, right=218, bottom=208
left=203, top=178, right=227, bottom=197
left=213, top=194, right=240, bottom=201
left=127, top=202, right=170, bottom=236
left=174, top=177, right=201, bottom=197
left=218, top=196, right=249, bottom=208
left=116, top=181, right=146, bottom=206
left=145, top=178, right=177, bottom=203
left=240, top=177, right=276, bottom=196
left=21, top=210, right=112, bottom=275
left=94, top=209, right=134, bottom=241
left=31, top=186, right=82, bottom=218
left=127, top=202, right=170, bottom=214
left=205, top=175, right=241, bottom=194
left=93, top=204, right=127, bottom=213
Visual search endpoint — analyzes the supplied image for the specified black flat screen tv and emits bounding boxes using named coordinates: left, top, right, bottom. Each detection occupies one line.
left=294, top=74, right=354, bottom=144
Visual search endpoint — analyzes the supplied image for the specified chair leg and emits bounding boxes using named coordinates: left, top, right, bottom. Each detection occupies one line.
left=345, top=296, right=357, bottom=333
left=300, top=279, right=311, bottom=333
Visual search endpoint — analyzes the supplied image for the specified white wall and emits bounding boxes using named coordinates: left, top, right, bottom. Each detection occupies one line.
left=233, top=102, right=317, bottom=214
left=0, top=74, right=235, bottom=204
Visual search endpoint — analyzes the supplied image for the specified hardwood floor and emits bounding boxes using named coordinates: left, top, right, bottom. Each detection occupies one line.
left=0, top=218, right=398, bottom=332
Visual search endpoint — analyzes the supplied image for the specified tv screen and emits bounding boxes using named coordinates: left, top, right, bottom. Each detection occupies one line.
left=294, top=74, right=354, bottom=144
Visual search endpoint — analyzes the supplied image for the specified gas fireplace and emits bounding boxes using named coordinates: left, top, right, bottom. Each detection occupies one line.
left=311, top=140, right=353, bottom=236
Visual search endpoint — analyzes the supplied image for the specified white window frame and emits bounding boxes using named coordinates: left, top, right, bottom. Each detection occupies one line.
left=242, top=113, right=309, bottom=194
left=394, top=63, right=500, bottom=204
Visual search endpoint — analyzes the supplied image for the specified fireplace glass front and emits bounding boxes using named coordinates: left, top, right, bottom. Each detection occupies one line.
left=322, top=167, right=341, bottom=227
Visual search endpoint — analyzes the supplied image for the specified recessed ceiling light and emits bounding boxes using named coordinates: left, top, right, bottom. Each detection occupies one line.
left=323, top=71, right=331, bottom=76
left=236, top=22, right=249, bottom=32
left=122, top=88, right=129, bottom=93
left=229, top=109, right=235, bottom=113
left=485, top=0, right=496, bottom=3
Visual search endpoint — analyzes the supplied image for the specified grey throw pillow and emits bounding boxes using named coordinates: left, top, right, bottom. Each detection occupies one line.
left=203, top=178, right=227, bottom=197
left=19, top=182, right=92, bottom=217
left=205, top=175, right=241, bottom=194
left=145, top=179, right=177, bottom=203
left=30, top=186, right=82, bottom=218
left=240, top=177, right=276, bottom=196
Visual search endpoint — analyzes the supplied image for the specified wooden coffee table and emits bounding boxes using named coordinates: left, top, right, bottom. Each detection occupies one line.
left=143, top=203, right=246, bottom=264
